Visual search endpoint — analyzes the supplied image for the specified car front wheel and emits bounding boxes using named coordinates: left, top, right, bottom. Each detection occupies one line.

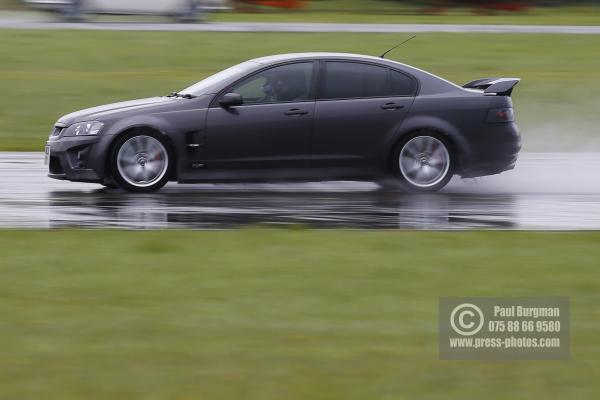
left=392, top=133, right=454, bottom=192
left=110, top=132, right=172, bottom=193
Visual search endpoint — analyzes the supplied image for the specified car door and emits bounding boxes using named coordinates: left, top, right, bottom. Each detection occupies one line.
left=312, top=61, right=417, bottom=173
left=206, top=61, right=316, bottom=174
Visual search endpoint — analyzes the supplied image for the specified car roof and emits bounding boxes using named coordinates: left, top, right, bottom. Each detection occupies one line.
left=251, top=52, right=400, bottom=66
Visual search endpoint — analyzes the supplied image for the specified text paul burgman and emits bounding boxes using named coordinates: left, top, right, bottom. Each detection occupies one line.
left=494, top=305, right=560, bottom=319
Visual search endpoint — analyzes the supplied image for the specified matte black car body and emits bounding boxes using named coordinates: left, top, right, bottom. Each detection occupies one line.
left=46, top=53, right=521, bottom=191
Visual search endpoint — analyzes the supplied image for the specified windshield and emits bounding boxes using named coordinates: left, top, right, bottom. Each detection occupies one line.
left=180, top=61, right=260, bottom=96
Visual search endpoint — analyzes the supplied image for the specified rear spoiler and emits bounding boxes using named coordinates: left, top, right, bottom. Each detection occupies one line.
left=463, top=77, right=520, bottom=96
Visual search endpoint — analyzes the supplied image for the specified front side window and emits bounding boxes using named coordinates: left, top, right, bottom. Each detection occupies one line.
left=229, top=62, right=314, bottom=104
left=322, top=62, right=388, bottom=100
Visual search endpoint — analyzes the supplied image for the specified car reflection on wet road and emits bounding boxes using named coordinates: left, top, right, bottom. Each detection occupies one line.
left=1, top=152, right=600, bottom=229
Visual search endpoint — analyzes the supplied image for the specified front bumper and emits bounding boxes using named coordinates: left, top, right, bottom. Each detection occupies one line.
left=459, top=122, right=521, bottom=178
left=46, top=134, right=114, bottom=183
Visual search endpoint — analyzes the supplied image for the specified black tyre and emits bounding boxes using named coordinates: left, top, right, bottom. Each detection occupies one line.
left=109, top=131, right=172, bottom=193
left=390, top=131, right=454, bottom=192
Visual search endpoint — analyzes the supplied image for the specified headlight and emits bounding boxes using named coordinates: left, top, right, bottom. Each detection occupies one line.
left=64, top=121, right=104, bottom=137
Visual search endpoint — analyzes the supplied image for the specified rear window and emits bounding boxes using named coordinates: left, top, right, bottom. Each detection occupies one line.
left=391, top=70, right=417, bottom=96
left=322, top=62, right=389, bottom=99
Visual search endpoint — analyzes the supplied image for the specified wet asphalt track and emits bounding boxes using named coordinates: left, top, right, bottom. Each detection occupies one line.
left=1, top=152, right=599, bottom=229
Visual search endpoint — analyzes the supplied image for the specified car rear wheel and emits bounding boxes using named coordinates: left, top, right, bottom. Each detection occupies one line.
left=392, top=133, right=454, bottom=192
left=110, top=132, right=172, bottom=193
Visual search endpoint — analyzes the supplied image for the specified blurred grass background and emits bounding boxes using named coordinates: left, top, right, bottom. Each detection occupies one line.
left=0, top=30, right=599, bottom=151
left=1, top=229, right=599, bottom=399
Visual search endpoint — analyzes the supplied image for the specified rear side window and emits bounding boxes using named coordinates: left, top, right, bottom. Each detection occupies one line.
left=322, top=62, right=389, bottom=99
left=391, top=70, right=417, bottom=96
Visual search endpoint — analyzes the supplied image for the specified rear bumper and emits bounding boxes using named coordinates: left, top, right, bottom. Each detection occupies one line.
left=46, top=134, right=113, bottom=183
left=459, top=122, right=521, bottom=178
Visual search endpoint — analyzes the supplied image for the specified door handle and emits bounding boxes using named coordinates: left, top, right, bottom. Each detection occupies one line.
left=381, top=103, right=405, bottom=110
left=284, top=108, right=309, bottom=116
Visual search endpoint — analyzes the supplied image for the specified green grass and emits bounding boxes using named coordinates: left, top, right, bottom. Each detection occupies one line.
left=0, top=229, right=599, bottom=399
left=1, top=30, right=599, bottom=151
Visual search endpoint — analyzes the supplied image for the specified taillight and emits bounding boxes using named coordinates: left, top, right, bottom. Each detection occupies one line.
left=486, top=108, right=514, bottom=123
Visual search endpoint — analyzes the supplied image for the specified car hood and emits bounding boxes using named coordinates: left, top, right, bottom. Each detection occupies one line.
left=56, top=97, right=182, bottom=126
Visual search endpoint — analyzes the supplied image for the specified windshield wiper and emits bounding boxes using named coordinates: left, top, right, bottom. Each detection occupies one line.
left=167, top=92, right=196, bottom=99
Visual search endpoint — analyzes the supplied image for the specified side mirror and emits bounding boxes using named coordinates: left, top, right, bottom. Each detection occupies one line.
left=219, top=93, right=243, bottom=108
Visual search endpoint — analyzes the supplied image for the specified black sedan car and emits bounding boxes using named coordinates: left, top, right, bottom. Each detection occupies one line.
left=46, top=53, right=521, bottom=192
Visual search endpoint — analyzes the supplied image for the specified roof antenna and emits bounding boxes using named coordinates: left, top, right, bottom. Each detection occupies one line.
left=379, top=35, right=417, bottom=59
